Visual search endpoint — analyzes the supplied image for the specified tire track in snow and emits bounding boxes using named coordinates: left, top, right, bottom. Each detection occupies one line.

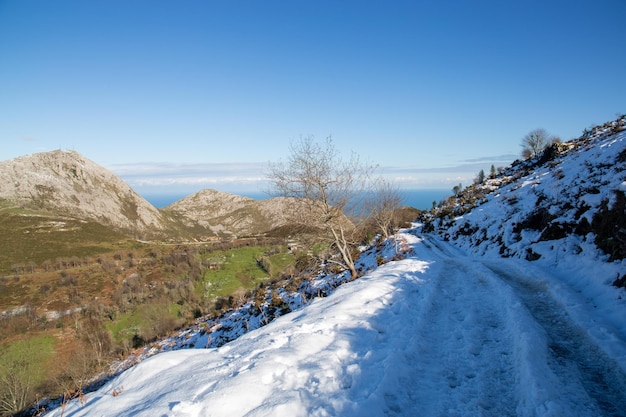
left=487, top=263, right=626, bottom=417
left=422, top=235, right=626, bottom=415
left=384, top=255, right=518, bottom=416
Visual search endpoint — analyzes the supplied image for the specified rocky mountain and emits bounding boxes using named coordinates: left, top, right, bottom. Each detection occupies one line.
left=0, top=150, right=170, bottom=239
left=0, top=150, right=317, bottom=242
left=163, top=189, right=321, bottom=239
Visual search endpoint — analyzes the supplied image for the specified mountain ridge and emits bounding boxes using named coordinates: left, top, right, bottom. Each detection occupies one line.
left=162, top=189, right=310, bottom=239
left=0, top=150, right=306, bottom=241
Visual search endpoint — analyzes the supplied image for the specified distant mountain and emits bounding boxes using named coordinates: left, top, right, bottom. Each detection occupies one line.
left=163, top=189, right=325, bottom=239
left=0, top=150, right=170, bottom=239
left=0, top=150, right=324, bottom=242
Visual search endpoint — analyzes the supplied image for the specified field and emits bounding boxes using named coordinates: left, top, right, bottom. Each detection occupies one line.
left=0, top=334, right=57, bottom=414
left=0, top=208, right=132, bottom=275
left=200, top=246, right=294, bottom=299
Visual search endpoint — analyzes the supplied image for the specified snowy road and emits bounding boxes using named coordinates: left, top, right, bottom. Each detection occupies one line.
left=49, top=233, right=626, bottom=417
left=390, top=250, right=518, bottom=416
left=485, top=261, right=626, bottom=416
left=418, top=236, right=626, bottom=416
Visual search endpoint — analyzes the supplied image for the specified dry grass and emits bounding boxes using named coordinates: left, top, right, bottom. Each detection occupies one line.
left=0, top=208, right=131, bottom=275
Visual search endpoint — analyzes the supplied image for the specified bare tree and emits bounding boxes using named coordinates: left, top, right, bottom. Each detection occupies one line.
left=521, top=128, right=554, bottom=159
left=82, top=318, right=113, bottom=368
left=366, top=178, right=403, bottom=239
left=267, top=136, right=375, bottom=278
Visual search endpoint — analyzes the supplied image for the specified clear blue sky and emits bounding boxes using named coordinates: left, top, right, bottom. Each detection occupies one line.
left=1, top=0, right=624, bottom=197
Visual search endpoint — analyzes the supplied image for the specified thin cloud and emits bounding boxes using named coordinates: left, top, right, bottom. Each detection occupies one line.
left=108, top=154, right=518, bottom=194
left=108, top=162, right=268, bottom=193
left=109, top=161, right=267, bottom=177
left=384, top=152, right=517, bottom=175
left=381, top=152, right=518, bottom=189
left=461, top=153, right=518, bottom=164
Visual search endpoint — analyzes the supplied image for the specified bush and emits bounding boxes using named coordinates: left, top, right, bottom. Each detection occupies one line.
left=591, top=191, right=626, bottom=261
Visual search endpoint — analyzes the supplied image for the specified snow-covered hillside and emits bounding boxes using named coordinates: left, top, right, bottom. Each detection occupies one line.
left=45, top=120, right=626, bottom=416
left=431, top=117, right=626, bottom=277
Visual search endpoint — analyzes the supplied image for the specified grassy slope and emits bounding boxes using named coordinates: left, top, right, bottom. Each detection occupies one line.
left=0, top=207, right=131, bottom=275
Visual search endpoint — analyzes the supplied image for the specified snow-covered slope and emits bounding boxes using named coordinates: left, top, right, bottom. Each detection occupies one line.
left=432, top=117, right=626, bottom=286
left=419, top=120, right=626, bottom=390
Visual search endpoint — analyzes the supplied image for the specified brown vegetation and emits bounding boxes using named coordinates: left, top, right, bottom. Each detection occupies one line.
left=0, top=237, right=289, bottom=416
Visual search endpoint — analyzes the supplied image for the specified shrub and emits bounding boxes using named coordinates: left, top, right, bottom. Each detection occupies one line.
left=591, top=191, right=626, bottom=261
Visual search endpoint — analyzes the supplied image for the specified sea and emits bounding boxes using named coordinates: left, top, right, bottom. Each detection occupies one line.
left=144, top=189, right=451, bottom=211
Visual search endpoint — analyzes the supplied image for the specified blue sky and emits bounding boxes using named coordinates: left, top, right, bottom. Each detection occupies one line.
left=1, top=0, right=624, bottom=198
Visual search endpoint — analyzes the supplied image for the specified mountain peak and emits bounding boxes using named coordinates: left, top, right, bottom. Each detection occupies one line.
left=0, top=149, right=168, bottom=239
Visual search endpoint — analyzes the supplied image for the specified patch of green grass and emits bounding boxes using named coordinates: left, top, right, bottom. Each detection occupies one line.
left=266, top=252, right=294, bottom=276
left=107, top=303, right=182, bottom=346
left=0, top=335, right=57, bottom=390
left=200, top=246, right=293, bottom=299
left=106, top=310, right=142, bottom=345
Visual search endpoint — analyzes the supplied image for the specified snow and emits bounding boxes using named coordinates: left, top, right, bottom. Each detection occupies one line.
left=45, top=122, right=626, bottom=416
